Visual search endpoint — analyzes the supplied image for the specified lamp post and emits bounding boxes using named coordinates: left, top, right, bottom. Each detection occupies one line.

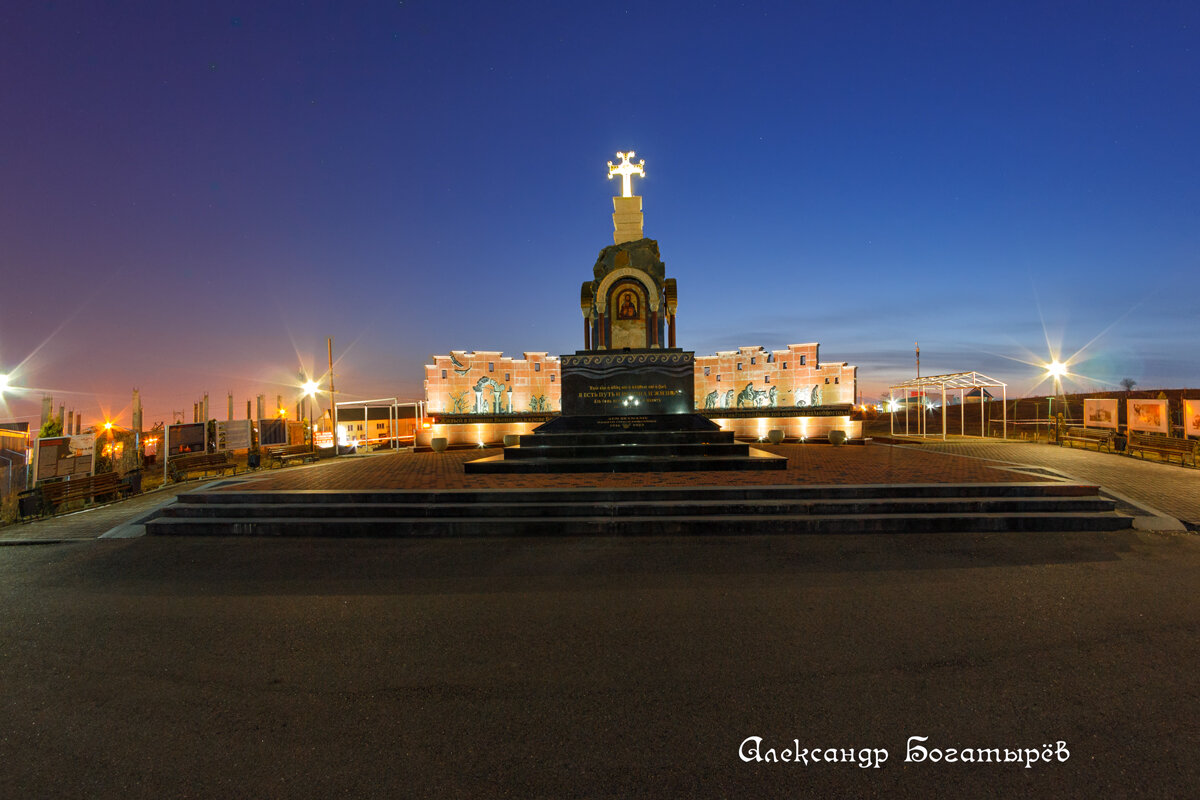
left=302, top=379, right=319, bottom=453
left=1045, top=359, right=1067, bottom=439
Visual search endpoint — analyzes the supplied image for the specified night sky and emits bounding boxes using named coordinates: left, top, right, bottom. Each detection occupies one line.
left=2, top=1, right=1198, bottom=427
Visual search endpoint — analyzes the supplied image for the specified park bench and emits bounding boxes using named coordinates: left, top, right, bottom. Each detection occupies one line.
left=168, top=451, right=237, bottom=481
left=265, top=443, right=319, bottom=468
left=1125, top=432, right=1198, bottom=467
left=1059, top=426, right=1115, bottom=453
left=38, top=471, right=126, bottom=514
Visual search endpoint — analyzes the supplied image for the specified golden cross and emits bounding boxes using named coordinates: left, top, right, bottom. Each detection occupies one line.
left=607, top=151, right=645, bottom=197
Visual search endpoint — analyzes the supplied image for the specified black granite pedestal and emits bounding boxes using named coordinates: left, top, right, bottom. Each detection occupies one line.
left=465, top=349, right=786, bottom=473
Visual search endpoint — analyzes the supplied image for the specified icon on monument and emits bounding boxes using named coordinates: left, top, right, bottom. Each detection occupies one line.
left=617, top=289, right=639, bottom=320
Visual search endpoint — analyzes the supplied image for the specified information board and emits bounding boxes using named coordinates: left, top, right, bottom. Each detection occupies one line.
left=35, top=434, right=95, bottom=481
left=167, top=422, right=206, bottom=455
left=215, top=419, right=252, bottom=451
left=258, top=418, right=287, bottom=447
left=1083, top=398, right=1118, bottom=429
left=1127, top=399, right=1169, bottom=434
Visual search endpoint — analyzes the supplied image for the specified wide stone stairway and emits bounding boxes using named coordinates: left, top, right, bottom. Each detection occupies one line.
left=465, top=420, right=785, bottom=473
left=145, top=482, right=1132, bottom=536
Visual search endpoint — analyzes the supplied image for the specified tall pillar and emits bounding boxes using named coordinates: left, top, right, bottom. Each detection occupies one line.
left=584, top=317, right=591, bottom=350
left=669, top=313, right=676, bottom=348
left=612, top=196, right=644, bottom=244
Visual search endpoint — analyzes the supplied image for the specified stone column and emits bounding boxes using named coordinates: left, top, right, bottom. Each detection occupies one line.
left=612, top=196, right=643, bottom=245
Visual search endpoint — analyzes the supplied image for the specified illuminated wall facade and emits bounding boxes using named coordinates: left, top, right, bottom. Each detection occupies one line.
left=693, top=344, right=857, bottom=410
left=424, top=343, right=857, bottom=414
left=423, top=351, right=562, bottom=414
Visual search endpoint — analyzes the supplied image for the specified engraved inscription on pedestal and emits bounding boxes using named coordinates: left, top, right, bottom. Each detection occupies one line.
left=560, top=350, right=695, bottom=416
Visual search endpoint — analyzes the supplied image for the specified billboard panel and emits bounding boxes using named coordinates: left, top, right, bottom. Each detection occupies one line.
left=168, top=422, right=206, bottom=456
left=1083, top=398, right=1118, bottom=429
left=1184, top=399, right=1200, bottom=438
left=215, top=419, right=252, bottom=451
left=35, top=434, right=95, bottom=481
left=1127, top=399, right=1169, bottom=434
left=258, top=418, right=287, bottom=447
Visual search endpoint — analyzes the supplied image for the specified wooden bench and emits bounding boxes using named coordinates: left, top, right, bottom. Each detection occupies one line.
left=265, top=443, right=319, bottom=468
left=1126, top=432, right=1199, bottom=467
left=1059, top=426, right=1115, bottom=452
left=168, top=452, right=237, bottom=481
left=39, top=471, right=126, bottom=512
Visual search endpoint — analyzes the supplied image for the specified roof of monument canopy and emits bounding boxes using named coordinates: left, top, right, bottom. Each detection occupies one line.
left=890, top=372, right=1007, bottom=392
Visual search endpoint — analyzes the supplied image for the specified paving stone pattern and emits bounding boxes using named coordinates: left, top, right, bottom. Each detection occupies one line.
left=211, top=443, right=1036, bottom=492
left=903, top=439, right=1200, bottom=525
left=0, top=482, right=198, bottom=543
left=10, top=439, right=1196, bottom=542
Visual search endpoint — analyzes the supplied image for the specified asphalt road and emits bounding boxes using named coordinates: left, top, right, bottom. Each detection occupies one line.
left=2, top=531, right=1197, bottom=799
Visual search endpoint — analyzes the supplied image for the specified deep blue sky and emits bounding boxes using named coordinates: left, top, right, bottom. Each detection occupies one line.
left=2, top=1, right=1197, bottom=425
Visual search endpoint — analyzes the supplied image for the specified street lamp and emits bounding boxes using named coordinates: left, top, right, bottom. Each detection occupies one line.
left=1044, top=359, right=1069, bottom=437
left=0, top=373, right=9, bottom=394
left=301, top=378, right=319, bottom=452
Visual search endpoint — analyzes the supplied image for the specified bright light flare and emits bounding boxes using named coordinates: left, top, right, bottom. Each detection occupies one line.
left=302, top=379, right=320, bottom=397
left=607, top=151, right=645, bottom=197
left=1046, top=360, right=1068, bottom=379
left=0, top=373, right=9, bottom=393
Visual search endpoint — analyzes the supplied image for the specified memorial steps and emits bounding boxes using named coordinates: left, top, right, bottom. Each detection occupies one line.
left=145, top=483, right=1132, bottom=537
left=465, top=425, right=787, bottom=473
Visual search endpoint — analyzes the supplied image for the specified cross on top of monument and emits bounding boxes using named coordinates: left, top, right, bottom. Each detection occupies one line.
left=607, top=151, right=645, bottom=198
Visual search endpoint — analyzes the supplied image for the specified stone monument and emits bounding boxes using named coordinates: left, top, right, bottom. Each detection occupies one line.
left=465, top=153, right=785, bottom=473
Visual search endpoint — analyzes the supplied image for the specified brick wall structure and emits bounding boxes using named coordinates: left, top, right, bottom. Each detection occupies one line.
left=693, top=344, right=857, bottom=410
left=424, top=351, right=562, bottom=415
left=421, top=343, right=861, bottom=447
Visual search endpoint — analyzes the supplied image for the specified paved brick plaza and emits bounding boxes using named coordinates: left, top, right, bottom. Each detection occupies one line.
left=212, top=442, right=1040, bottom=492
left=8, top=439, right=1199, bottom=543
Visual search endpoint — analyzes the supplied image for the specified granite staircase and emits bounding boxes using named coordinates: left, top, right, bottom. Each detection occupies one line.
left=145, top=483, right=1133, bottom=537
left=464, top=413, right=786, bottom=473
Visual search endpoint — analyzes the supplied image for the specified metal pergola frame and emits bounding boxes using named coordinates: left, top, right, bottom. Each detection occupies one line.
left=334, top=398, right=425, bottom=449
left=889, top=371, right=1007, bottom=440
